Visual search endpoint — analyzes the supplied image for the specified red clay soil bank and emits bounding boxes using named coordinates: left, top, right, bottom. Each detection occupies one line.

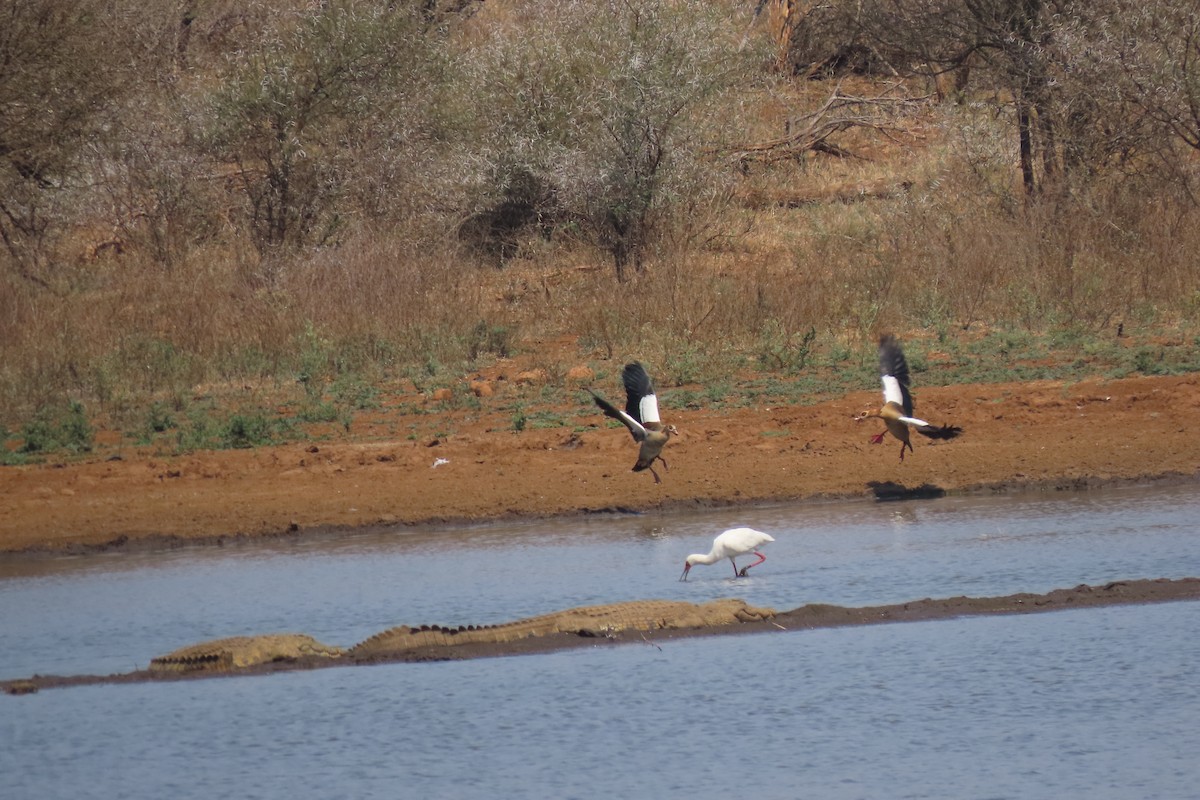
left=2, top=373, right=1199, bottom=554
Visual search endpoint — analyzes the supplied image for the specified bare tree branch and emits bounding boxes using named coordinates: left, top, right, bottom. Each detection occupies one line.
left=721, top=85, right=933, bottom=163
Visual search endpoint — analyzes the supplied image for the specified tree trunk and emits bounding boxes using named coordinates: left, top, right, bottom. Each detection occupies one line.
left=1017, top=99, right=1036, bottom=195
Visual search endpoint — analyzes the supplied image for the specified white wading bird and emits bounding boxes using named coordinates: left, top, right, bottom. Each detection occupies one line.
left=680, top=527, right=775, bottom=581
left=589, top=362, right=678, bottom=484
left=856, top=334, right=962, bottom=461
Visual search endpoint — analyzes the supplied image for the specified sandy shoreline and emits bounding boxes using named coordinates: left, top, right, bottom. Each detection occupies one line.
left=2, top=372, right=1198, bottom=555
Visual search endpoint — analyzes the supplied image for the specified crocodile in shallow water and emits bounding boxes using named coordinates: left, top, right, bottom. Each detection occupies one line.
left=149, top=633, right=345, bottom=673
left=349, top=598, right=776, bottom=657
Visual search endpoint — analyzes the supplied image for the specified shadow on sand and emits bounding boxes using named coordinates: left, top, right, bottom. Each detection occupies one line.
left=867, top=481, right=947, bottom=501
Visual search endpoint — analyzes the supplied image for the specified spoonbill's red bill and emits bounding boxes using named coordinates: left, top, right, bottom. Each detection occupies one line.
left=679, top=527, right=775, bottom=581
left=855, top=333, right=962, bottom=461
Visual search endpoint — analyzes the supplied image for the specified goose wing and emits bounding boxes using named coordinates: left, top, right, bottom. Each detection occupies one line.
left=896, top=413, right=963, bottom=440
left=913, top=422, right=963, bottom=440
left=878, top=334, right=914, bottom=416
left=621, top=361, right=664, bottom=430
left=589, top=389, right=647, bottom=442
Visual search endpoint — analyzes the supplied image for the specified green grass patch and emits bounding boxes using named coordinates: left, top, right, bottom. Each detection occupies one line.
left=16, top=401, right=94, bottom=457
left=173, top=404, right=296, bottom=452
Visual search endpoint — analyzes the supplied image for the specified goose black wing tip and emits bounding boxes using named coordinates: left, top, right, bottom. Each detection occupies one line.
left=589, top=390, right=618, bottom=416
left=917, top=424, right=963, bottom=441
left=877, top=333, right=913, bottom=414
left=590, top=389, right=645, bottom=441
left=621, top=361, right=652, bottom=389
left=878, top=334, right=910, bottom=378
left=620, top=361, right=655, bottom=421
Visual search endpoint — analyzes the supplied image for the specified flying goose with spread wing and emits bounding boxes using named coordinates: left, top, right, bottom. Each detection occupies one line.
left=856, top=334, right=962, bottom=461
left=589, top=361, right=677, bottom=484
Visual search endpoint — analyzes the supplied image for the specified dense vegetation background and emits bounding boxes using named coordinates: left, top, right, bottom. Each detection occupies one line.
left=3, top=0, right=1200, bottom=457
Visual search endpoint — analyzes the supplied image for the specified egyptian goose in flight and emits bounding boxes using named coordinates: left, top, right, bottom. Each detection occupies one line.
left=589, top=361, right=677, bottom=484
left=856, top=334, right=962, bottom=461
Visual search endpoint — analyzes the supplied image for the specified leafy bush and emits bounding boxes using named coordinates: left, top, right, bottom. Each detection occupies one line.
left=201, top=1, right=446, bottom=252
left=467, top=321, right=517, bottom=361
left=18, top=401, right=93, bottom=455
left=220, top=413, right=278, bottom=449
left=460, top=0, right=764, bottom=279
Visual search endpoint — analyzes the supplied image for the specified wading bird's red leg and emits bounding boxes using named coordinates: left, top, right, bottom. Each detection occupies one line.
left=737, top=551, right=767, bottom=577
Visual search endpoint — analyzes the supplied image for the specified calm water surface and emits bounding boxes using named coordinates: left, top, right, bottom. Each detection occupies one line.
left=2, top=482, right=1199, bottom=798
left=2, top=482, right=1198, bottom=680
left=3, top=603, right=1197, bottom=799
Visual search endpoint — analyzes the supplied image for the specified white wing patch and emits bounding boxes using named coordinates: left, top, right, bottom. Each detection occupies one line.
left=617, top=408, right=648, bottom=439
left=881, top=375, right=904, bottom=406
left=898, top=415, right=932, bottom=428
left=639, top=393, right=662, bottom=425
